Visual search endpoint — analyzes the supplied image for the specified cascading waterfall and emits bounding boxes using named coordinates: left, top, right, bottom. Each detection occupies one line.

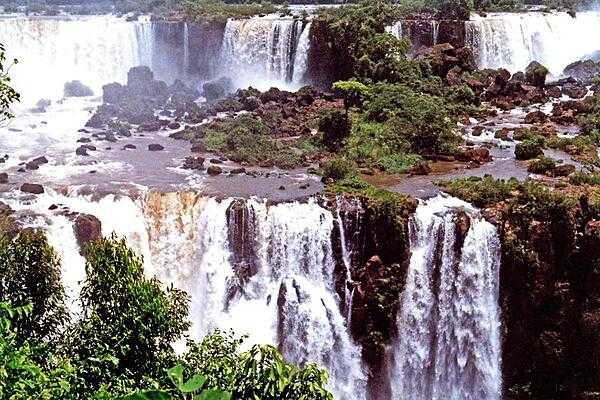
left=20, top=190, right=366, bottom=399
left=0, top=15, right=155, bottom=105
left=390, top=195, right=502, bottom=400
left=220, top=17, right=311, bottom=89
left=466, top=11, right=600, bottom=75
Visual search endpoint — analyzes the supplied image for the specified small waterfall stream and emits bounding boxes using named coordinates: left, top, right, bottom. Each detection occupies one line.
left=390, top=195, right=502, bottom=400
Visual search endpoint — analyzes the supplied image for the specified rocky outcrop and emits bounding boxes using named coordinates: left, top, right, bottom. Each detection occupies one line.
left=563, top=59, right=600, bottom=84
left=477, top=193, right=600, bottom=399
left=73, top=214, right=102, bottom=253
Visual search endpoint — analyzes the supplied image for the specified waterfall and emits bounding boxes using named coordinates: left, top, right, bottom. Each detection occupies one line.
left=466, top=11, right=600, bottom=75
left=9, top=190, right=366, bottom=399
left=0, top=15, right=155, bottom=105
left=432, top=20, right=439, bottom=45
left=183, top=21, right=190, bottom=72
left=390, top=195, right=502, bottom=400
left=292, top=22, right=311, bottom=85
left=220, top=17, right=311, bottom=90
left=386, top=21, right=403, bottom=39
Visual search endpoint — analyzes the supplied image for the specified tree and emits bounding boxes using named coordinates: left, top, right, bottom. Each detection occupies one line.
left=0, top=231, right=69, bottom=345
left=332, top=80, right=370, bottom=114
left=0, top=302, right=75, bottom=399
left=69, top=235, right=190, bottom=396
left=0, top=43, right=20, bottom=123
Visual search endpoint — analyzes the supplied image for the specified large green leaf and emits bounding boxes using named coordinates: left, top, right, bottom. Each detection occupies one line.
left=195, top=389, right=232, bottom=400
left=180, top=374, right=207, bottom=393
left=116, top=390, right=171, bottom=400
left=167, top=364, right=184, bottom=387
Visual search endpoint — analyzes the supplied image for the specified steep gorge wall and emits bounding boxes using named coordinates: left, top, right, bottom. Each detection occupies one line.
left=489, top=198, right=600, bottom=399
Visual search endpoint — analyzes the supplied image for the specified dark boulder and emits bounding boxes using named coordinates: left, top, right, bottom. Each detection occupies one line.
left=20, top=183, right=44, bottom=194
left=183, top=156, right=205, bottom=170
left=73, top=214, right=102, bottom=253
left=76, top=146, right=89, bottom=156
left=562, top=82, right=588, bottom=99
left=127, top=66, right=154, bottom=94
left=148, top=144, right=164, bottom=151
left=64, top=80, right=94, bottom=97
left=524, top=110, right=548, bottom=124
left=102, top=82, right=127, bottom=104
left=26, top=156, right=48, bottom=170
left=0, top=172, right=7, bottom=184
left=207, top=165, right=222, bottom=175
left=203, top=77, right=234, bottom=102
left=563, top=59, right=600, bottom=83
left=515, top=141, right=544, bottom=160
left=525, top=61, right=549, bottom=88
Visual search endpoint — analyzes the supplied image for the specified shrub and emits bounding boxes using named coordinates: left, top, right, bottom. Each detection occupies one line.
left=515, top=140, right=544, bottom=160
left=439, top=175, right=520, bottom=208
left=318, top=109, right=351, bottom=151
left=569, top=171, right=600, bottom=186
left=378, top=153, right=424, bottom=173
left=527, top=156, right=556, bottom=174
left=321, top=157, right=357, bottom=181
left=332, top=80, right=370, bottom=113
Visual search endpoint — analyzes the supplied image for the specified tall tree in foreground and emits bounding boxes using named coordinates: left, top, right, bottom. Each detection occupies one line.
left=0, top=43, right=20, bottom=123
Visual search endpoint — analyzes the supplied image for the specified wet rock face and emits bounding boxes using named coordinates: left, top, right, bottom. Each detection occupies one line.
left=225, top=199, right=258, bottom=281
left=73, top=213, right=102, bottom=253
left=491, top=197, right=600, bottom=399
left=563, top=59, right=600, bottom=84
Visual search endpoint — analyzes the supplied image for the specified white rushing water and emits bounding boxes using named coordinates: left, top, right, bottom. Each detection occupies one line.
left=466, top=11, right=600, bottom=75
left=390, top=195, right=502, bottom=400
left=0, top=15, right=154, bottom=106
left=5, top=190, right=365, bottom=399
left=220, top=16, right=312, bottom=90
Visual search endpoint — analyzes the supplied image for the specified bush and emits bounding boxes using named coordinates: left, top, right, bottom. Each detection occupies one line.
left=527, top=156, right=556, bottom=174
left=321, top=157, right=357, bottom=181
left=378, top=153, right=424, bottom=173
left=439, top=175, right=520, bottom=208
left=318, top=109, right=351, bottom=151
left=515, top=140, right=544, bottom=160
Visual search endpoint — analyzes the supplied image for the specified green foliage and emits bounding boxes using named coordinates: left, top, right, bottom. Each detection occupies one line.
left=0, top=302, right=76, bottom=400
left=321, top=157, right=357, bottom=181
left=569, top=171, right=600, bottom=186
left=181, top=331, right=333, bottom=400
left=363, top=83, right=458, bottom=155
left=199, top=114, right=304, bottom=169
left=70, top=235, right=190, bottom=395
left=182, top=0, right=280, bottom=23
left=332, top=80, right=370, bottom=112
left=378, top=153, right=423, bottom=174
left=0, top=231, right=69, bottom=345
left=527, top=156, right=556, bottom=174
left=439, top=175, right=520, bottom=208
left=315, top=0, right=426, bottom=84
left=0, top=232, right=336, bottom=400
left=0, top=43, right=20, bottom=123
left=318, top=109, right=351, bottom=151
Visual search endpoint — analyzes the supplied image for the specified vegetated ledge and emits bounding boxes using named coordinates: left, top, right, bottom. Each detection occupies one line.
left=440, top=175, right=600, bottom=399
